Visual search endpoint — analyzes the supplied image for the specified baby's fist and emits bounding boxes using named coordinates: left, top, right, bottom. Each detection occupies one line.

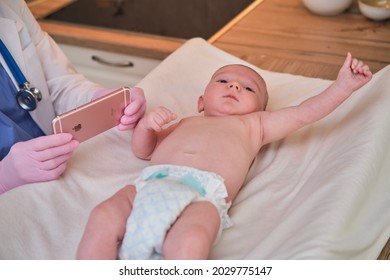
left=145, top=106, right=177, bottom=132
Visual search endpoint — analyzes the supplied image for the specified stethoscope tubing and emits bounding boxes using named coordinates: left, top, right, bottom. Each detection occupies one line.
left=0, top=39, right=27, bottom=87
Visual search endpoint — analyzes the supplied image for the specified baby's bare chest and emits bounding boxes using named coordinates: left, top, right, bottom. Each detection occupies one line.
left=153, top=115, right=262, bottom=163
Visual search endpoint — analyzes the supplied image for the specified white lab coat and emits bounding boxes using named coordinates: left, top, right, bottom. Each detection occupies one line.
left=0, top=0, right=101, bottom=135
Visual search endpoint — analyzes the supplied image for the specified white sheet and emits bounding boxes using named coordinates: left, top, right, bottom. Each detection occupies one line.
left=1, top=38, right=389, bottom=259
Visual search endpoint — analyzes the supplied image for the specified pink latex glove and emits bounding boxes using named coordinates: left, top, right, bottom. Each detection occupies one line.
left=92, top=87, right=146, bottom=130
left=0, top=133, right=79, bottom=194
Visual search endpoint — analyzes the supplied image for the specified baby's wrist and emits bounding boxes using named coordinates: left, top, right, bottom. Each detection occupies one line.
left=138, top=117, right=156, bottom=132
left=333, top=80, right=353, bottom=95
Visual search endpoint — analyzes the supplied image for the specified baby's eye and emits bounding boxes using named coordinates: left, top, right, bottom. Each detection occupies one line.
left=217, top=79, right=228, bottom=84
left=245, top=87, right=255, bottom=93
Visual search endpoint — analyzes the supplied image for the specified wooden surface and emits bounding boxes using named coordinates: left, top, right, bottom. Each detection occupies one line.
left=29, top=0, right=390, bottom=78
left=28, top=0, right=76, bottom=19
left=39, top=21, right=185, bottom=60
left=30, top=0, right=184, bottom=59
left=211, top=0, right=390, bottom=80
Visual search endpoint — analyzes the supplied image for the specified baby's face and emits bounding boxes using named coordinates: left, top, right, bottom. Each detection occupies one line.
left=198, top=64, right=268, bottom=116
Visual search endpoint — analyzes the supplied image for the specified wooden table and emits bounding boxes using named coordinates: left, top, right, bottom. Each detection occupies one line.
left=211, top=0, right=390, bottom=80
left=29, top=0, right=185, bottom=60
left=32, top=0, right=390, bottom=79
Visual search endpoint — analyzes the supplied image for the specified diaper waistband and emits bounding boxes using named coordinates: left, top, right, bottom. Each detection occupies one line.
left=138, top=165, right=224, bottom=193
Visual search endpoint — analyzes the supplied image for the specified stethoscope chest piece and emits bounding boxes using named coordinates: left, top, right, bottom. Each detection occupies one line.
left=16, top=83, right=42, bottom=111
left=0, top=39, right=42, bottom=111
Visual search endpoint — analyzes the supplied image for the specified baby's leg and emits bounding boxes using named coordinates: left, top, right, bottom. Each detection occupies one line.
left=76, top=185, right=136, bottom=259
left=162, top=200, right=220, bottom=259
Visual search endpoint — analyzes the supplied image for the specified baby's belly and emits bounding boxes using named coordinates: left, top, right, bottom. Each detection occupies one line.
left=151, top=148, right=216, bottom=171
left=150, top=147, right=252, bottom=201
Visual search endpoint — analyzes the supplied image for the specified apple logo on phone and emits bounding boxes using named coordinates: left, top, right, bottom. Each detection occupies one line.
left=72, top=124, right=82, bottom=132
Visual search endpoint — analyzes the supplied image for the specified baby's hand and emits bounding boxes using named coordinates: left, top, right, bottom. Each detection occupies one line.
left=336, top=52, right=372, bottom=93
left=144, top=106, right=177, bottom=132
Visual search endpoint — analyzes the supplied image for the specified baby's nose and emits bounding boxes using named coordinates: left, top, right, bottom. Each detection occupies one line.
left=229, top=82, right=241, bottom=91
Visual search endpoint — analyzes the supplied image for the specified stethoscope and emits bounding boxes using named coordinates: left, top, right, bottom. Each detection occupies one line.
left=0, top=39, right=42, bottom=111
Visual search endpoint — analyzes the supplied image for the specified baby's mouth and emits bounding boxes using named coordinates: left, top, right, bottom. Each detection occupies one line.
left=223, top=94, right=239, bottom=102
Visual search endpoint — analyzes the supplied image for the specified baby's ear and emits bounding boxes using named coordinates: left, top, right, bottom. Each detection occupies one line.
left=197, top=95, right=205, bottom=113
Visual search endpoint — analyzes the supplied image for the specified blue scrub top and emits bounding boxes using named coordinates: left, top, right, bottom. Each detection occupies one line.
left=0, top=62, right=45, bottom=160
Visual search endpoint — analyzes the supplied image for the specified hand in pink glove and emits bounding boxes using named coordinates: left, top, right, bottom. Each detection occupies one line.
left=0, top=133, right=79, bottom=194
left=118, top=87, right=146, bottom=130
left=92, top=87, right=146, bottom=130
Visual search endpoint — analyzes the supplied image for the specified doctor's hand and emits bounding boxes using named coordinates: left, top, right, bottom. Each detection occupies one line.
left=0, top=133, right=79, bottom=194
left=92, top=87, right=146, bottom=131
left=118, top=87, right=146, bottom=130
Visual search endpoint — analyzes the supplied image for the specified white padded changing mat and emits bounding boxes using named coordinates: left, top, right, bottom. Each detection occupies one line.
left=0, top=38, right=389, bottom=259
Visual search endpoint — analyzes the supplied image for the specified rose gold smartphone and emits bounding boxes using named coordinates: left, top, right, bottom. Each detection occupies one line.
left=52, top=87, right=131, bottom=142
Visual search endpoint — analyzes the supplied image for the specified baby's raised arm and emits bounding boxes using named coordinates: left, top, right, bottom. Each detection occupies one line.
left=261, top=53, right=372, bottom=145
left=131, top=106, right=177, bottom=160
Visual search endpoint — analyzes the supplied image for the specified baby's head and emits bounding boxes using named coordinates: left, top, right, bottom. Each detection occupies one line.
left=198, top=64, right=268, bottom=116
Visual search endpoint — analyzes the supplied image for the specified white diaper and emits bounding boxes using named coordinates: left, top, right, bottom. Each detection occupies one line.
left=118, top=165, right=232, bottom=260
